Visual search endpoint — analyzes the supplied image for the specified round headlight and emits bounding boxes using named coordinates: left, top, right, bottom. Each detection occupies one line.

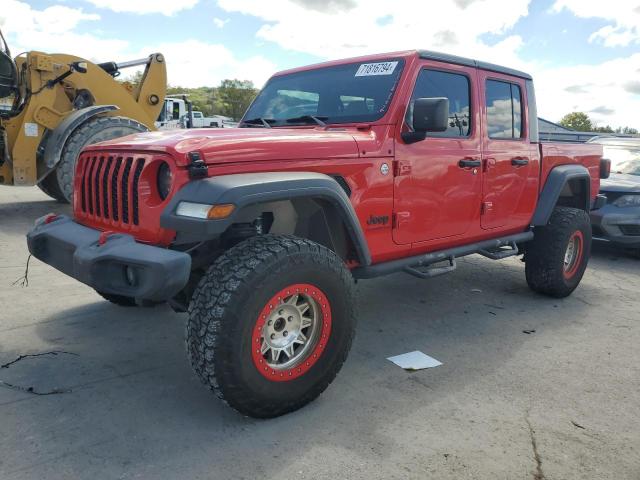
left=157, top=162, right=172, bottom=200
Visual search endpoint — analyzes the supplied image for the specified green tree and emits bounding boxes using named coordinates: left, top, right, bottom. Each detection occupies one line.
left=593, top=125, right=614, bottom=133
left=117, top=70, right=144, bottom=88
left=616, top=126, right=639, bottom=135
left=162, top=80, right=258, bottom=120
left=166, top=86, right=216, bottom=116
left=558, top=112, right=594, bottom=132
left=215, top=79, right=259, bottom=120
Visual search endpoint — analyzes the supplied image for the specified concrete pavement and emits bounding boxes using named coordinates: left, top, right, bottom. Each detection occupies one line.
left=1, top=186, right=638, bottom=479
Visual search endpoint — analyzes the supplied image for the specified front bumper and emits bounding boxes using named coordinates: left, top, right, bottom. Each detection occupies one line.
left=590, top=204, right=640, bottom=248
left=27, top=216, right=191, bottom=301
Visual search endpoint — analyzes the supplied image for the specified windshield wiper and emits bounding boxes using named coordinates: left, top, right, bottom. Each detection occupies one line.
left=285, top=115, right=328, bottom=126
left=241, top=117, right=275, bottom=128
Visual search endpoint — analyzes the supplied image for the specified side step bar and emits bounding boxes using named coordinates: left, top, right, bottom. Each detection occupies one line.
left=477, top=241, right=520, bottom=260
left=352, top=231, right=533, bottom=279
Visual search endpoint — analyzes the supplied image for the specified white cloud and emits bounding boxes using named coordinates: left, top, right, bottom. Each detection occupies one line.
left=82, top=0, right=200, bottom=16
left=2, top=0, right=638, bottom=127
left=552, top=0, right=640, bottom=47
left=1, top=1, right=273, bottom=88
left=213, top=17, right=229, bottom=28
left=535, top=53, right=640, bottom=127
left=143, top=40, right=276, bottom=88
left=0, top=0, right=125, bottom=61
left=217, top=0, right=640, bottom=127
left=218, top=0, right=531, bottom=68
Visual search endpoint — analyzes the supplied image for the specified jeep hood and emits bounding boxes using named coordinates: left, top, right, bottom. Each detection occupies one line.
left=88, top=128, right=368, bottom=166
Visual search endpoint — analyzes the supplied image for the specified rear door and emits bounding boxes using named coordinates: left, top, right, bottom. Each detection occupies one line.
left=479, top=72, right=539, bottom=230
left=393, top=64, right=482, bottom=245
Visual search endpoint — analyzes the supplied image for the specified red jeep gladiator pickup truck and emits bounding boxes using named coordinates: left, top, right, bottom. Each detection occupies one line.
left=27, top=50, right=608, bottom=418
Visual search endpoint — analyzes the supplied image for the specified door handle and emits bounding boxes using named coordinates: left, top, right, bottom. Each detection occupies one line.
left=511, top=157, right=529, bottom=166
left=459, top=158, right=481, bottom=168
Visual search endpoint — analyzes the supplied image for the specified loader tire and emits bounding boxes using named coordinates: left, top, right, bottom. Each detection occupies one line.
left=54, top=116, right=148, bottom=203
left=37, top=170, right=66, bottom=202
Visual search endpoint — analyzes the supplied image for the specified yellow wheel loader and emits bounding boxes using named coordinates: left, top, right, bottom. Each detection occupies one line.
left=0, top=29, right=166, bottom=202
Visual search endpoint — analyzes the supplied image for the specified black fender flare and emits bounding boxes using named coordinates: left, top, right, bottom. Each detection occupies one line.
left=43, top=105, right=118, bottom=169
left=160, top=172, right=372, bottom=265
left=532, top=164, right=591, bottom=226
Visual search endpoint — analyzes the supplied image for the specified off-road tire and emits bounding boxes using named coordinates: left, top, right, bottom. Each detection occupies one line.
left=186, top=234, right=357, bottom=418
left=37, top=170, right=66, bottom=202
left=97, top=291, right=137, bottom=307
left=54, top=116, right=148, bottom=203
left=525, top=207, right=591, bottom=298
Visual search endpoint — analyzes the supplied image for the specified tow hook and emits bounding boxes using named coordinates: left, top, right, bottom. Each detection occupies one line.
left=98, top=230, right=117, bottom=246
left=34, top=213, right=60, bottom=227
left=187, top=151, right=208, bottom=179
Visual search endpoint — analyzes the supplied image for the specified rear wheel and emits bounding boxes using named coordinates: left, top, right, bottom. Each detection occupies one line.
left=186, top=235, right=356, bottom=418
left=53, top=116, right=148, bottom=203
left=525, top=207, right=591, bottom=298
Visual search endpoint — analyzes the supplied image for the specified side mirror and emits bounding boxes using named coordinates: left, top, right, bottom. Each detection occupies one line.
left=0, top=50, right=18, bottom=99
left=402, top=97, right=449, bottom=144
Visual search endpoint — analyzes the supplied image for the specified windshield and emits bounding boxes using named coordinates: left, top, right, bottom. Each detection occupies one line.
left=604, top=145, right=640, bottom=176
left=242, top=59, right=405, bottom=127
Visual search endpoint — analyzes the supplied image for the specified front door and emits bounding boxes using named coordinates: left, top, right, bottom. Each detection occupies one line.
left=479, top=73, right=538, bottom=230
left=393, top=65, right=482, bottom=245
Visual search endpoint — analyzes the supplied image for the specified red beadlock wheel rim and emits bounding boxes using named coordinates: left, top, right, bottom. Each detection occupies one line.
left=563, top=230, right=584, bottom=279
left=251, top=283, right=332, bottom=382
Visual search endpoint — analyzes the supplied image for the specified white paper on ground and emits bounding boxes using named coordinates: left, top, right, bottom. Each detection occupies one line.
left=387, top=351, right=443, bottom=370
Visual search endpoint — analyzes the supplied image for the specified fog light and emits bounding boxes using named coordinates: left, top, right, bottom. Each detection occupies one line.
left=124, top=266, right=137, bottom=286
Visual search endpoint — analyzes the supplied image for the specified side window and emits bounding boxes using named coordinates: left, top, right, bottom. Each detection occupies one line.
left=406, top=69, right=471, bottom=138
left=486, top=80, right=523, bottom=139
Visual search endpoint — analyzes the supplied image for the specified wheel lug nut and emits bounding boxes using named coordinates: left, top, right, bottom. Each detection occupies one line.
left=270, top=333, right=276, bottom=339
left=283, top=331, right=288, bottom=337
left=268, top=320, right=272, bottom=326
left=287, top=316, right=293, bottom=322
left=278, top=309, right=284, bottom=315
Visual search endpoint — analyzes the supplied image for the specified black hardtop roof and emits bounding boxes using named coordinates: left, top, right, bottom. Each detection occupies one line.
left=418, top=50, right=533, bottom=80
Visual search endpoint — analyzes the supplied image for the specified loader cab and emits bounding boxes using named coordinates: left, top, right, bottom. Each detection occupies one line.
left=0, top=50, right=19, bottom=114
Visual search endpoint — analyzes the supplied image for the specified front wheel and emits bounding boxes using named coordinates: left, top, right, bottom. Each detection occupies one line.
left=525, top=207, right=591, bottom=298
left=186, top=235, right=356, bottom=418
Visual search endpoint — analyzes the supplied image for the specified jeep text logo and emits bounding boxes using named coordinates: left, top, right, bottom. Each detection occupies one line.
left=367, top=214, right=389, bottom=226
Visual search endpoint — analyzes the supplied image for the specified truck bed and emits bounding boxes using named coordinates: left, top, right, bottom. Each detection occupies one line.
left=539, top=142, right=603, bottom=201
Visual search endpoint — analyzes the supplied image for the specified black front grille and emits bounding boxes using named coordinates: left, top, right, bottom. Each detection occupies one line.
left=79, top=154, right=145, bottom=226
left=619, top=224, right=640, bottom=236
left=132, top=159, right=144, bottom=225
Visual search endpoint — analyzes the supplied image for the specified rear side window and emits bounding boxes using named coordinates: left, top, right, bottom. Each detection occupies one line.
left=406, top=69, right=471, bottom=138
left=486, top=80, right=523, bottom=139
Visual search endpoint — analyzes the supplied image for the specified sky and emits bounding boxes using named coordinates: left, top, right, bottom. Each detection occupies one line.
left=1, top=0, right=639, bottom=128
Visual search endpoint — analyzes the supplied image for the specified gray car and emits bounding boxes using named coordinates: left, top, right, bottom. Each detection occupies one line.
left=589, top=137, right=640, bottom=254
